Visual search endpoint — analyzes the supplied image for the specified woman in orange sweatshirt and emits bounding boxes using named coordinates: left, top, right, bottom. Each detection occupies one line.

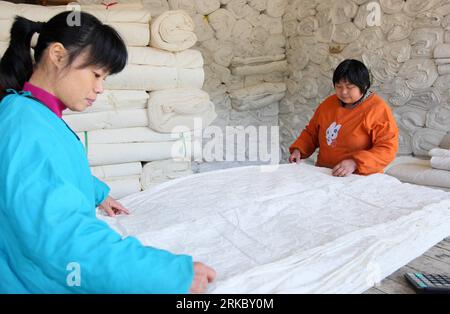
left=289, top=59, right=398, bottom=176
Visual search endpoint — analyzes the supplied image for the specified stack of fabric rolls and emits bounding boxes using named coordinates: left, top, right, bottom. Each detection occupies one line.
left=385, top=132, right=450, bottom=192
left=0, top=1, right=216, bottom=198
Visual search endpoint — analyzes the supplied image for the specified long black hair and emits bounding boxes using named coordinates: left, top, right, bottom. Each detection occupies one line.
left=0, top=11, right=127, bottom=99
left=332, top=59, right=371, bottom=95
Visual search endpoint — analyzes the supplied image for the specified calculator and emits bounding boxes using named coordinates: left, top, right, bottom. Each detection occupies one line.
left=405, top=272, right=450, bottom=294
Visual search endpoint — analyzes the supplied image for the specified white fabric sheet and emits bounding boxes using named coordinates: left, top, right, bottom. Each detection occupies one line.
left=99, top=164, right=450, bottom=293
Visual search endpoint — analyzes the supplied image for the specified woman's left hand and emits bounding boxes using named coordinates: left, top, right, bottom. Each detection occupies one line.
left=332, top=159, right=357, bottom=177
left=99, top=196, right=130, bottom=217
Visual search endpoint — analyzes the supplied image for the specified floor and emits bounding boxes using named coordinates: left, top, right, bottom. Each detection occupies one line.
left=364, top=237, right=450, bottom=294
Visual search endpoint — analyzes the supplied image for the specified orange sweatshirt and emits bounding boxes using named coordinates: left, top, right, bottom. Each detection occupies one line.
left=289, top=93, right=399, bottom=175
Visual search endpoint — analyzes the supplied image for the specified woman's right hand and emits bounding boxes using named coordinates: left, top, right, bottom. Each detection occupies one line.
left=289, top=149, right=302, bottom=164
left=190, top=262, right=216, bottom=294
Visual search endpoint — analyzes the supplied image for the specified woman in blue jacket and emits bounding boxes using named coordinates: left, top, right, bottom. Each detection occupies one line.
left=0, top=11, right=215, bottom=293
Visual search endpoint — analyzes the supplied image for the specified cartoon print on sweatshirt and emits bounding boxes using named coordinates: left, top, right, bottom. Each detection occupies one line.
left=326, top=122, right=342, bottom=146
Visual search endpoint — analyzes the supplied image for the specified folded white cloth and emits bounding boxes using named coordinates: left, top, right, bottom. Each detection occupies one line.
left=0, top=1, right=151, bottom=46
left=105, top=22, right=150, bottom=47
left=141, top=0, right=170, bottom=17
left=434, top=44, right=450, bottom=59
left=207, top=8, right=236, bottom=40
left=103, top=175, right=142, bottom=199
left=147, top=88, right=217, bottom=133
left=231, top=60, right=288, bottom=76
left=63, top=109, right=148, bottom=132
left=87, top=141, right=186, bottom=166
left=77, top=127, right=183, bottom=145
left=230, top=83, right=286, bottom=111
left=64, top=90, right=149, bottom=115
left=127, top=47, right=203, bottom=67
left=231, top=54, right=286, bottom=66
left=430, top=156, right=450, bottom=171
left=91, top=162, right=143, bottom=179
left=150, top=10, right=197, bottom=52
left=193, top=0, right=220, bottom=15
left=429, top=148, right=450, bottom=158
left=0, top=1, right=149, bottom=22
left=140, top=159, right=192, bottom=190
left=386, top=162, right=450, bottom=189
left=440, top=133, right=450, bottom=149
left=104, top=64, right=204, bottom=91
left=0, top=41, right=7, bottom=56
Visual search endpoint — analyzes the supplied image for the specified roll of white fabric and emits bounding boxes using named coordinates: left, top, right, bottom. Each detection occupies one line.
left=386, top=163, right=450, bottom=189
left=77, top=127, right=183, bottom=145
left=429, top=148, right=450, bottom=158
left=147, top=88, right=217, bottom=133
left=150, top=10, right=197, bottom=52
left=167, top=0, right=197, bottom=15
left=4, top=2, right=151, bottom=23
left=230, top=83, right=287, bottom=111
left=103, top=175, right=142, bottom=199
left=63, top=109, right=148, bottom=132
left=105, top=22, right=150, bottom=47
left=430, top=156, right=450, bottom=171
left=231, top=60, right=288, bottom=76
left=140, top=159, right=193, bottom=190
left=127, top=47, right=203, bottom=68
left=91, top=162, right=143, bottom=179
left=412, top=128, right=446, bottom=157
left=434, top=44, right=450, bottom=59
left=141, top=0, right=170, bottom=17
left=64, top=90, right=149, bottom=115
left=0, top=2, right=151, bottom=46
left=194, top=0, right=220, bottom=15
left=440, top=133, right=450, bottom=149
left=0, top=41, right=7, bottom=56
left=80, top=5, right=150, bottom=23
left=87, top=141, right=186, bottom=166
left=0, top=20, right=12, bottom=42
left=208, top=8, right=236, bottom=40
left=231, top=54, right=286, bottom=66
left=0, top=1, right=18, bottom=19
left=104, top=64, right=204, bottom=91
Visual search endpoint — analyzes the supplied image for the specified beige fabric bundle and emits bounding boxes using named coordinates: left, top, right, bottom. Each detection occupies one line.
left=150, top=10, right=197, bottom=52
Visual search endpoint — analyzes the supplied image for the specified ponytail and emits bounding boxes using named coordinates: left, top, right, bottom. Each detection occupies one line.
left=0, top=11, right=127, bottom=100
left=0, top=16, right=44, bottom=98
